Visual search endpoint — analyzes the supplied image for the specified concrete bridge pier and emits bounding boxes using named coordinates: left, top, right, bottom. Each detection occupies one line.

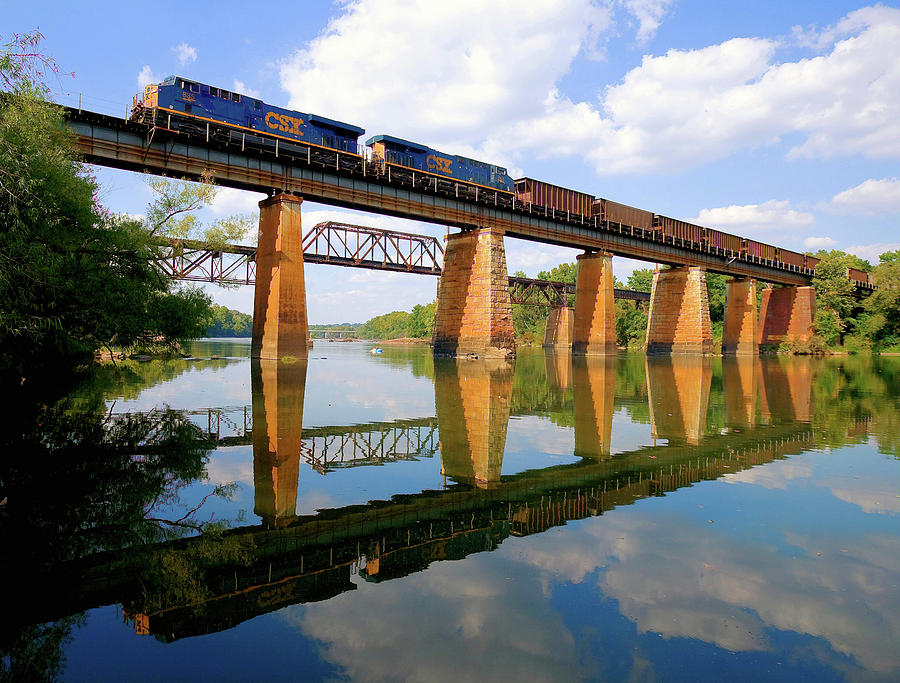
left=434, top=358, right=514, bottom=488
left=252, top=358, right=308, bottom=529
left=543, top=307, right=574, bottom=348
left=573, top=251, right=617, bottom=355
left=251, top=193, right=309, bottom=360
left=432, top=228, right=515, bottom=358
left=646, top=266, right=713, bottom=354
left=758, top=286, right=816, bottom=347
left=722, top=278, right=758, bottom=355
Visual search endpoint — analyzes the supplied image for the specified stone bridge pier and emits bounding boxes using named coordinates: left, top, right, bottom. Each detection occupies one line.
left=543, top=307, right=574, bottom=348
left=646, top=266, right=713, bottom=355
left=758, top=286, right=816, bottom=347
left=432, top=228, right=515, bottom=358
left=251, top=193, right=309, bottom=360
left=573, top=252, right=617, bottom=355
left=722, top=278, right=758, bottom=355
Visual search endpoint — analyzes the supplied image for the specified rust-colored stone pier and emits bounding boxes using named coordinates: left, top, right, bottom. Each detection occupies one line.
left=573, top=252, right=617, bottom=355
left=434, top=358, right=514, bottom=488
left=252, top=358, right=307, bottom=529
left=758, top=286, right=816, bottom=347
left=646, top=267, right=713, bottom=355
left=432, top=228, right=515, bottom=358
left=543, top=307, right=574, bottom=348
left=722, top=278, right=758, bottom=355
left=251, top=194, right=309, bottom=360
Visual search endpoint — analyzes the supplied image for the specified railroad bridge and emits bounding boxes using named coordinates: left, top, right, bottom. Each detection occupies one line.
left=65, top=107, right=869, bottom=358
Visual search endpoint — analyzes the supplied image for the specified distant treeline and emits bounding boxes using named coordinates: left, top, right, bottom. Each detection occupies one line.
left=357, top=302, right=435, bottom=340
left=206, top=305, right=252, bottom=337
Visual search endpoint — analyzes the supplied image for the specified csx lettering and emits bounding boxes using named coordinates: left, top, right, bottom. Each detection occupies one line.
left=264, top=111, right=304, bottom=136
left=426, top=154, right=452, bottom=174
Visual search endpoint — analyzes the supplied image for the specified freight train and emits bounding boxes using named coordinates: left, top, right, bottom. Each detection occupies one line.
left=130, top=76, right=869, bottom=286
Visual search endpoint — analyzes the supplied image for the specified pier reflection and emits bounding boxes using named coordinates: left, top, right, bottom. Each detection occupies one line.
left=573, top=355, right=616, bottom=458
left=646, top=355, right=712, bottom=445
left=544, top=349, right=573, bottom=392
left=252, top=359, right=307, bottom=529
left=434, top=358, right=514, bottom=488
left=722, top=355, right=758, bottom=429
left=759, top=356, right=814, bottom=423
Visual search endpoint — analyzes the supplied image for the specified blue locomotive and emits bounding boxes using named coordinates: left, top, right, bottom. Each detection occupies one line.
left=132, top=75, right=365, bottom=153
left=366, top=135, right=513, bottom=193
left=132, top=76, right=513, bottom=193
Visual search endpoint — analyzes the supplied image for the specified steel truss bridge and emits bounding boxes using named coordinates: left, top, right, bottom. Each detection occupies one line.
left=157, top=222, right=649, bottom=306
left=65, top=106, right=843, bottom=288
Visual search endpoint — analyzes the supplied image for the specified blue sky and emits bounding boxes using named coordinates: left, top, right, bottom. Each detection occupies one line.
left=8, top=0, right=899, bottom=322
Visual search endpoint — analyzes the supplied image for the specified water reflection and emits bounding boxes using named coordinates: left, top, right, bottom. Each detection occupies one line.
left=4, top=345, right=899, bottom=681
left=251, top=359, right=307, bottom=529
left=722, top=355, right=758, bottom=429
left=646, top=355, right=712, bottom=445
left=434, top=358, right=514, bottom=488
left=573, top=355, right=616, bottom=458
left=759, top=355, right=814, bottom=423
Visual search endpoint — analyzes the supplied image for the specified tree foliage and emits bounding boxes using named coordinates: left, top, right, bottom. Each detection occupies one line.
left=145, top=172, right=254, bottom=251
left=206, top=304, right=253, bottom=337
left=0, top=36, right=218, bottom=389
left=357, top=301, right=436, bottom=339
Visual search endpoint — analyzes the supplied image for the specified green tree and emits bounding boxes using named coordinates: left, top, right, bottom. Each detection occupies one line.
left=0, top=34, right=216, bottom=388
left=861, top=250, right=900, bottom=347
left=809, top=249, right=870, bottom=343
left=408, top=301, right=436, bottom=338
left=206, top=304, right=253, bottom=337
left=627, top=268, right=654, bottom=293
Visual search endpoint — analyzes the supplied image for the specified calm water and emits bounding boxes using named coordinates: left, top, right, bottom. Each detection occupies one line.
left=2, top=341, right=898, bottom=681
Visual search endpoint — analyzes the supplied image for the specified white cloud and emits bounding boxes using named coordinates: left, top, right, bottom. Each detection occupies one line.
left=803, top=236, right=837, bottom=249
left=845, top=242, right=900, bottom=263
left=136, top=65, right=162, bottom=90
left=619, top=0, right=676, bottom=44
left=829, top=177, right=900, bottom=215
left=233, top=79, right=261, bottom=99
left=279, top=3, right=899, bottom=176
left=693, top=200, right=814, bottom=235
left=208, top=187, right=267, bottom=216
left=172, top=42, right=198, bottom=66
left=279, top=0, right=611, bottom=150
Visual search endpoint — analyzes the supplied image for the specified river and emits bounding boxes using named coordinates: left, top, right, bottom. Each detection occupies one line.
left=2, top=341, right=898, bottom=681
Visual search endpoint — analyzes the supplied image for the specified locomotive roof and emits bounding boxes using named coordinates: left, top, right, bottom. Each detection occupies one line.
left=365, top=134, right=430, bottom=153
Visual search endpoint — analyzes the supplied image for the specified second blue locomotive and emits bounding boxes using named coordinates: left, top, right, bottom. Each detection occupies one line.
left=132, top=76, right=513, bottom=193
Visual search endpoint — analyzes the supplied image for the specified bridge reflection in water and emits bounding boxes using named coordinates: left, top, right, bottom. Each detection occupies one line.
left=25, top=351, right=849, bottom=644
